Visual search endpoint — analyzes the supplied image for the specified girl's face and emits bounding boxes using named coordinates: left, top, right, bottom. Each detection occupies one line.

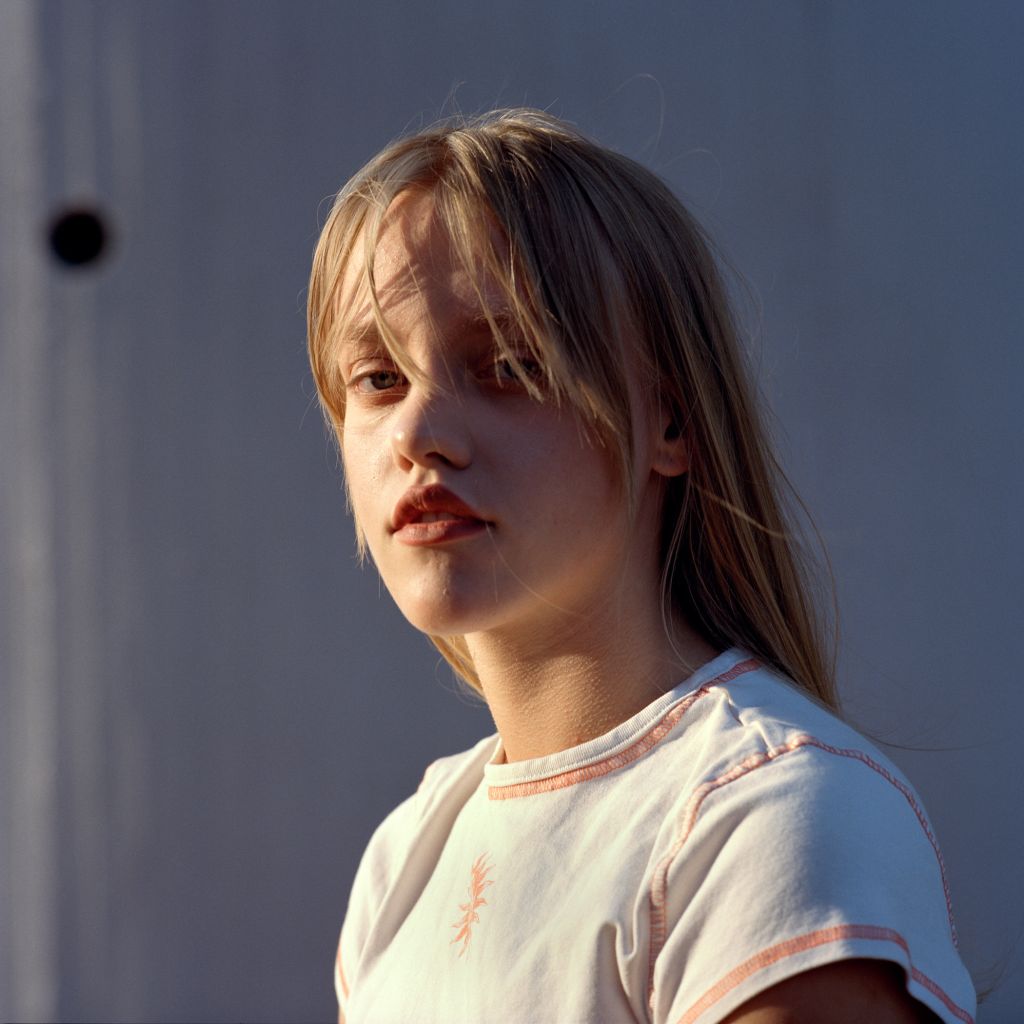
left=337, top=190, right=665, bottom=643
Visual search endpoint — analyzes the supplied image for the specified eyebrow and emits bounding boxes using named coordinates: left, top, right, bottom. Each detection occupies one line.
left=471, top=309, right=516, bottom=330
left=335, top=322, right=387, bottom=366
left=464, top=309, right=524, bottom=342
left=338, top=309, right=519, bottom=352
left=338, top=320, right=383, bottom=346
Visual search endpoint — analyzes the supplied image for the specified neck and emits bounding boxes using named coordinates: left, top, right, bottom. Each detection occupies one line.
left=466, top=592, right=721, bottom=764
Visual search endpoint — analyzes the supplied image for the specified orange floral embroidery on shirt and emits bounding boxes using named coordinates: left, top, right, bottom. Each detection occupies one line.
left=450, top=853, right=494, bottom=957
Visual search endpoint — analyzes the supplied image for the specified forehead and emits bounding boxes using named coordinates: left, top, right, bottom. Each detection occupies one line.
left=335, top=189, right=509, bottom=337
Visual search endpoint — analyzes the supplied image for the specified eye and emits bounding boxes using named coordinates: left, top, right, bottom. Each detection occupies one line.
left=350, top=368, right=404, bottom=394
left=491, top=355, right=544, bottom=388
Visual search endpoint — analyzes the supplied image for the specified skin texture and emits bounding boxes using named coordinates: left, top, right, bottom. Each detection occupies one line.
left=333, top=192, right=939, bottom=1023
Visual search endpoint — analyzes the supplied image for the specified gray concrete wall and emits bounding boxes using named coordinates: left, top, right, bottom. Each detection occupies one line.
left=1, top=1, right=1020, bottom=1020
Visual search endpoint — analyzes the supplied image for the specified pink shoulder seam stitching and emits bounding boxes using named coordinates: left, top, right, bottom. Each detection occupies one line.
left=486, top=658, right=760, bottom=801
left=646, top=734, right=960, bottom=1013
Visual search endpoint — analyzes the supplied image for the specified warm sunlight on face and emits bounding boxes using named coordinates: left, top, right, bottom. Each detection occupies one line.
left=336, top=190, right=658, bottom=644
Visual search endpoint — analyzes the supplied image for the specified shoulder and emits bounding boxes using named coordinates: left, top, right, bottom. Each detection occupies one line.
left=679, top=659, right=932, bottom=828
left=415, top=731, right=500, bottom=800
left=647, top=658, right=975, bottom=1024
left=335, top=732, right=498, bottom=1011
left=357, top=731, right=499, bottom=888
left=665, top=662, right=957, bottom=943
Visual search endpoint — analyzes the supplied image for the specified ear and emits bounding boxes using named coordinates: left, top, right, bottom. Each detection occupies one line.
left=651, top=409, right=690, bottom=478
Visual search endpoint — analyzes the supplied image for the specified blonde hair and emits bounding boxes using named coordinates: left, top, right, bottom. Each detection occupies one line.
left=307, top=108, right=840, bottom=711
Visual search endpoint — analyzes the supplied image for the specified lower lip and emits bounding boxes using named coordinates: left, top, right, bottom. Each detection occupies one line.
left=395, top=517, right=489, bottom=546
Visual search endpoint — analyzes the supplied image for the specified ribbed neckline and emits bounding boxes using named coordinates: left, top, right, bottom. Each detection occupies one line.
left=482, top=646, right=749, bottom=791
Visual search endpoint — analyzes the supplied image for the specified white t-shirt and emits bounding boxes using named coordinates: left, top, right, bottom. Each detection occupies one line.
left=335, top=647, right=976, bottom=1023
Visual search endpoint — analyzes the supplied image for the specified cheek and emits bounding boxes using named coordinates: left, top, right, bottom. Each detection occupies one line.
left=341, top=429, right=390, bottom=531
left=517, top=431, right=623, bottom=535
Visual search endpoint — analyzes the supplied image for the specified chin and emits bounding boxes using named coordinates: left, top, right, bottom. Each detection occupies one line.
left=380, top=559, right=547, bottom=637
left=391, top=588, right=492, bottom=638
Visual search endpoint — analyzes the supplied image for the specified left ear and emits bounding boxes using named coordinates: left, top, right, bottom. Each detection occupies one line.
left=650, top=410, right=690, bottom=478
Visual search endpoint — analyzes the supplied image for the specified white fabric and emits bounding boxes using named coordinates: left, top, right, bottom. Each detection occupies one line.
left=335, top=647, right=976, bottom=1023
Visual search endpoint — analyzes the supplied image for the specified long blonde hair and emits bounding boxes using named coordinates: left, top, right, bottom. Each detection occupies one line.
left=307, top=108, right=840, bottom=711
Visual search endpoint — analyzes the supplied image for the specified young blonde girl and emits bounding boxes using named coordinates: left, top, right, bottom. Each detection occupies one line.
left=307, top=109, right=974, bottom=1024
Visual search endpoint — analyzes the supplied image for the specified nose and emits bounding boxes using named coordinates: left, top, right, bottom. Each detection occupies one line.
left=390, top=386, right=473, bottom=471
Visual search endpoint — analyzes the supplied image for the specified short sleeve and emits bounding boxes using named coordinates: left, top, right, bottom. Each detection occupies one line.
left=649, top=737, right=976, bottom=1024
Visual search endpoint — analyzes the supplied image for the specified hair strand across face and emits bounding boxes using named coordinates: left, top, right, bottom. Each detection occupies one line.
left=307, top=108, right=839, bottom=712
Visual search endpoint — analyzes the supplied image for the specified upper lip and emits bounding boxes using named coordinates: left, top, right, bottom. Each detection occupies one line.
left=391, top=484, right=488, bottom=532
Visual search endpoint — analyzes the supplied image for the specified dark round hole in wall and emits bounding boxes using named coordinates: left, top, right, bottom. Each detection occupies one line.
left=48, top=207, right=110, bottom=267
